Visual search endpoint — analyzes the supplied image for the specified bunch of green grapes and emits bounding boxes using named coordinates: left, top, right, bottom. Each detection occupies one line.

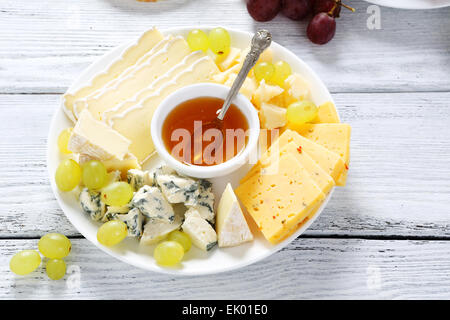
left=187, top=28, right=231, bottom=57
left=153, top=230, right=192, bottom=267
left=10, top=233, right=71, bottom=280
left=254, top=60, right=292, bottom=87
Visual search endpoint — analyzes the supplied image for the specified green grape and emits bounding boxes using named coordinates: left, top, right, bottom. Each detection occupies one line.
left=286, top=101, right=318, bottom=125
left=46, top=259, right=66, bottom=280
left=82, top=160, right=108, bottom=190
left=167, top=230, right=192, bottom=252
left=154, top=241, right=184, bottom=266
left=55, top=159, right=81, bottom=192
left=97, top=220, right=128, bottom=246
left=271, top=60, right=292, bottom=87
left=254, top=62, right=275, bottom=83
left=38, top=233, right=72, bottom=259
left=208, top=27, right=231, bottom=56
left=57, top=128, right=73, bottom=154
left=101, top=182, right=133, bottom=206
left=9, top=250, right=41, bottom=275
left=187, top=29, right=209, bottom=52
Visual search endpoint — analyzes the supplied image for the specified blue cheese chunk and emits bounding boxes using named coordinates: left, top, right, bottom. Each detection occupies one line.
left=182, top=208, right=217, bottom=251
left=117, top=207, right=144, bottom=237
left=187, top=179, right=215, bottom=223
left=131, top=185, right=174, bottom=222
left=107, top=170, right=122, bottom=184
left=102, top=204, right=130, bottom=222
left=140, top=209, right=184, bottom=245
left=127, top=169, right=154, bottom=191
left=79, top=188, right=106, bottom=221
left=154, top=166, right=199, bottom=205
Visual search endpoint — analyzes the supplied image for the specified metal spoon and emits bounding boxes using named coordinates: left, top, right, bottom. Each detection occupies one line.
left=201, top=29, right=272, bottom=133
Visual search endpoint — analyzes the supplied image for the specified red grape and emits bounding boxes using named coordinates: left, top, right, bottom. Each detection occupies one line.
left=281, top=0, right=312, bottom=20
left=307, top=12, right=336, bottom=45
left=313, top=0, right=341, bottom=17
left=247, top=0, right=281, bottom=22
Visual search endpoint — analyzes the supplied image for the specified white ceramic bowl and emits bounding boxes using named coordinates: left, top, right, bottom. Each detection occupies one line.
left=151, top=83, right=260, bottom=179
left=49, top=26, right=337, bottom=275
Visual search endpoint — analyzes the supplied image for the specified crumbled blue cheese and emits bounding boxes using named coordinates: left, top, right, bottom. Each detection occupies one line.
left=127, top=169, right=153, bottom=191
left=79, top=188, right=106, bottom=221
left=131, top=185, right=174, bottom=222
left=187, top=179, right=215, bottom=223
left=140, top=209, right=184, bottom=245
left=154, top=166, right=199, bottom=205
left=117, top=207, right=144, bottom=237
left=182, top=208, right=217, bottom=251
left=107, top=170, right=122, bottom=184
left=102, top=204, right=130, bottom=222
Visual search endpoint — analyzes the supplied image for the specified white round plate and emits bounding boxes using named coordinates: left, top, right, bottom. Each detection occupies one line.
left=364, top=0, right=450, bottom=9
left=47, top=26, right=336, bottom=275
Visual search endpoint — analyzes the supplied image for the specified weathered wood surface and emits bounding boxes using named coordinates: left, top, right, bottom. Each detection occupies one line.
left=0, top=0, right=449, bottom=94
left=1, top=238, right=450, bottom=299
left=1, top=92, right=449, bottom=238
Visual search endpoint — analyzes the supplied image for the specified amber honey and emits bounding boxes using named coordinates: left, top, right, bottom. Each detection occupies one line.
left=162, top=97, right=249, bottom=166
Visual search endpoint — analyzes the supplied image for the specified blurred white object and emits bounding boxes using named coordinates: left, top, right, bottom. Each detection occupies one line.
left=365, top=0, right=450, bottom=9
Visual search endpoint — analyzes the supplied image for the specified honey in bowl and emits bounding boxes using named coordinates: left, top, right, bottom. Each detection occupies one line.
left=162, top=97, right=249, bottom=166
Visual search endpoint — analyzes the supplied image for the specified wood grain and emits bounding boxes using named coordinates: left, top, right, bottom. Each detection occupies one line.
left=1, top=238, right=450, bottom=299
left=0, top=0, right=449, bottom=94
left=1, top=92, right=449, bottom=238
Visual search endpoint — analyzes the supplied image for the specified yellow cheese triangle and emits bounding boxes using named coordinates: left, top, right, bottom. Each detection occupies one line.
left=313, top=101, right=340, bottom=123
left=235, top=153, right=325, bottom=244
left=292, top=123, right=351, bottom=186
left=241, top=141, right=335, bottom=194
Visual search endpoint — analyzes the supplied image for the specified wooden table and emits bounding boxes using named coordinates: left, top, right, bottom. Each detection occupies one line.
left=1, top=0, right=449, bottom=299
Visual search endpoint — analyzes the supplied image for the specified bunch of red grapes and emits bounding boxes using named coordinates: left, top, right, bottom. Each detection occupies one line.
left=246, top=0, right=355, bottom=45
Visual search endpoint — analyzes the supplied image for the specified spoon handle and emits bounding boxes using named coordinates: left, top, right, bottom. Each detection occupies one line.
left=217, top=30, right=272, bottom=120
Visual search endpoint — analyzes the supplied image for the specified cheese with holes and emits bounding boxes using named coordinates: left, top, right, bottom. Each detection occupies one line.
left=260, top=102, right=287, bottom=129
left=242, top=141, right=335, bottom=194
left=216, top=183, right=253, bottom=247
left=257, top=129, right=345, bottom=184
left=108, top=55, right=219, bottom=163
left=313, top=101, right=340, bottom=123
left=63, top=28, right=164, bottom=122
left=68, top=110, right=131, bottom=161
left=74, top=36, right=192, bottom=120
left=293, top=124, right=351, bottom=186
left=235, top=153, right=325, bottom=244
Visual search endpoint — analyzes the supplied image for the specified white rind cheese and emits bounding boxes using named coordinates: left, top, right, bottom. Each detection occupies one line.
left=182, top=208, right=217, bottom=251
left=216, top=183, right=253, bottom=248
left=68, top=110, right=131, bottom=161
left=63, top=28, right=164, bottom=122
left=79, top=188, right=106, bottom=221
left=131, top=185, right=174, bottom=222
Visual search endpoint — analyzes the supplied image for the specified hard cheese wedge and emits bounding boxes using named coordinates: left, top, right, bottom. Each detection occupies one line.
left=68, top=110, right=131, bottom=161
left=63, top=28, right=164, bottom=122
left=108, top=55, right=220, bottom=163
left=235, top=153, right=325, bottom=244
left=245, top=129, right=345, bottom=184
left=313, top=101, right=340, bottom=123
left=75, top=36, right=191, bottom=120
left=293, top=124, right=351, bottom=186
left=216, top=183, right=253, bottom=247
left=241, top=141, right=335, bottom=195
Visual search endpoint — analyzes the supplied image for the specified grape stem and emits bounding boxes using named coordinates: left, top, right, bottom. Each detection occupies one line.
left=328, top=1, right=355, bottom=17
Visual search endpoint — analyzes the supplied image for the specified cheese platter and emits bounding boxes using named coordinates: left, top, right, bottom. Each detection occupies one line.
left=46, top=26, right=351, bottom=275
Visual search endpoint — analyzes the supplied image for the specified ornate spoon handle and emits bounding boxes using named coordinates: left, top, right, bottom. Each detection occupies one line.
left=217, top=30, right=272, bottom=120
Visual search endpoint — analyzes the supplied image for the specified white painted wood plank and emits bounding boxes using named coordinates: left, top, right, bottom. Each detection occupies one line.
left=1, top=92, right=449, bottom=238
left=0, top=0, right=449, bottom=94
left=1, top=238, right=450, bottom=299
